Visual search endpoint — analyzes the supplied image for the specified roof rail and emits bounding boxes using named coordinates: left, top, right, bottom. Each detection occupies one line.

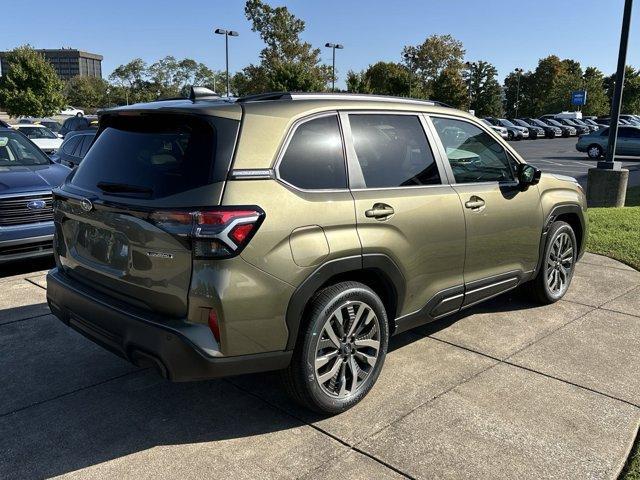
left=235, top=92, right=292, bottom=103
left=235, top=91, right=451, bottom=107
left=189, top=86, right=220, bottom=101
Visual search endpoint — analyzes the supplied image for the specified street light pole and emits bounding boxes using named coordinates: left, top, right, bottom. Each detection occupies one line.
left=586, top=0, right=632, bottom=207
left=214, top=28, right=239, bottom=97
left=601, top=0, right=633, bottom=169
left=465, top=61, right=476, bottom=110
left=404, top=53, right=414, bottom=97
left=514, top=68, right=523, bottom=118
left=325, top=43, right=344, bottom=92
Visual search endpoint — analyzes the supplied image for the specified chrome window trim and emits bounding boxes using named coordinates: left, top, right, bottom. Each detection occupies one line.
left=340, top=110, right=448, bottom=190
left=272, top=111, right=350, bottom=194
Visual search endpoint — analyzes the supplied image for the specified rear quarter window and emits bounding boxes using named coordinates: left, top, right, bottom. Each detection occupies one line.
left=70, top=114, right=239, bottom=199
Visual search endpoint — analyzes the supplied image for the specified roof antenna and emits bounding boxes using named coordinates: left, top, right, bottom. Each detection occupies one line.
left=189, top=86, right=220, bottom=102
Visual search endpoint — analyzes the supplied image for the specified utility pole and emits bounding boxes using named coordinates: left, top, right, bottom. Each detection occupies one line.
left=586, top=0, right=632, bottom=207
left=325, top=43, right=344, bottom=92
left=214, top=28, right=239, bottom=97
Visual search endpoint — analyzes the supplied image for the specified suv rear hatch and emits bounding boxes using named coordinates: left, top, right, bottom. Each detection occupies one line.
left=53, top=109, right=241, bottom=318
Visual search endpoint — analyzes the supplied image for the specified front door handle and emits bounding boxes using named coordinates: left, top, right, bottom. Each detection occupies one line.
left=365, top=203, right=395, bottom=219
left=464, top=196, right=486, bottom=210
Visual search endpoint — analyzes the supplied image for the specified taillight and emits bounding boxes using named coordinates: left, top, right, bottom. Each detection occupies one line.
left=149, top=206, right=264, bottom=258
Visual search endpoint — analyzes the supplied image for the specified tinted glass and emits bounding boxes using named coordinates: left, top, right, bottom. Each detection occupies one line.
left=500, top=119, right=516, bottom=127
left=78, top=135, right=94, bottom=157
left=62, top=135, right=82, bottom=155
left=349, top=114, right=440, bottom=188
left=432, top=117, right=516, bottom=183
left=0, top=131, right=50, bottom=166
left=621, top=128, right=640, bottom=138
left=17, top=127, right=57, bottom=139
left=278, top=115, right=346, bottom=190
left=71, top=115, right=224, bottom=199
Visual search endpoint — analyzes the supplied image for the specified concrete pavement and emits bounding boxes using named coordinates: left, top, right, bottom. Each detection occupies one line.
left=0, top=253, right=638, bottom=479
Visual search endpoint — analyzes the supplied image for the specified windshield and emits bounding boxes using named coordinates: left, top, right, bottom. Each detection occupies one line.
left=546, top=119, right=563, bottom=127
left=499, top=119, right=516, bottom=127
left=16, top=126, right=57, bottom=139
left=41, top=121, right=61, bottom=132
left=513, top=119, right=528, bottom=127
left=0, top=131, right=51, bottom=166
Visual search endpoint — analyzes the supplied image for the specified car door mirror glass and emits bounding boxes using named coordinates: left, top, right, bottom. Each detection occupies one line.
left=518, top=164, right=540, bottom=186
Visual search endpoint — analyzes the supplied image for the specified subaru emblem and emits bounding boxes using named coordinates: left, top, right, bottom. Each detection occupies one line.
left=80, top=198, right=93, bottom=212
left=26, top=200, right=46, bottom=210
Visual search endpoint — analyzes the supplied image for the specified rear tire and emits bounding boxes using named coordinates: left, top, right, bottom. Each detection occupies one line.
left=525, top=221, right=577, bottom=304
left=282, top=281, right=389, bottom=414
left=508, top=131, right=514, bottom=141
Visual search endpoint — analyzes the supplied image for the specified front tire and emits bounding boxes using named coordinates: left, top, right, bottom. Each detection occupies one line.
left=282, top=281, right=389, bottom=414
left=587, top=144, right=603, bottom=159
left=526, top=221, right=577, bottom=304
left=507, top=131, right=514, bottom=141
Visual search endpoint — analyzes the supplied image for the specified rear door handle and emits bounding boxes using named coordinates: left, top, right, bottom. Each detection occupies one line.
left=464, top=196, right=486, bottom=210
left=365, top=203, right=395, bottom=219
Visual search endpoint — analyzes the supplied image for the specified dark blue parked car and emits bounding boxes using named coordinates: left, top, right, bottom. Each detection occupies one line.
left=0, top=128, right=70, bottom=263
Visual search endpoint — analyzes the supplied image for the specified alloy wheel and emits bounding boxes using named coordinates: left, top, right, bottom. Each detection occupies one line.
left=546, top=232, right=574, bottom=296
left=314, top=300, right=381, bottom=398
left=588, top=146, right=602, bottom=158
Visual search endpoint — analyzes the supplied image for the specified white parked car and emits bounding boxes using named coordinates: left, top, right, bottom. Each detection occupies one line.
left=59, top=106, right=84, bottom=116
left=12, top=124, right=64, bottom=155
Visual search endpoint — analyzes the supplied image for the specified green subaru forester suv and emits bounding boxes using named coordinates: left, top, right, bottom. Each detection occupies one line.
left=47, top=91, right=587, bottom=414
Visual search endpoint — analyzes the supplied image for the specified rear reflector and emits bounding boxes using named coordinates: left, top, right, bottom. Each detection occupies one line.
left=208, top=310, right=221, bottom=343
left=149, top=206, right=264, bottom=259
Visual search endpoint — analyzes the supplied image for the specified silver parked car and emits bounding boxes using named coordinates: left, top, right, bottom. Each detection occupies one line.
left=576, top=126, right=640, bottom=158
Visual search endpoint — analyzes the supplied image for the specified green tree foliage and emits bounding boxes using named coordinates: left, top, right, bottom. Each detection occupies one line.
left=503, top=56, right=613, bottom=117
left=582, top=67, right=609, bottom=116
left=431, top=67, right=468, bottom=109
left=466, top=61, right=503, bottom=117
left=347, top=62, right=409, bottom=96
left=402, top=34, right=465, bottom=98
left=64, top=76, right=109, bottom=111
left=236, top=0, right=330, bottom=95
left=108, top=58, right=151, bottom=104
left=0, top=45, right=65, bottom=117
left=605, top=66, right=640, bottom=114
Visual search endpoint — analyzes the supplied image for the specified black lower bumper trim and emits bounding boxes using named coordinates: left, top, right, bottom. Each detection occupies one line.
left=46, top=268, right=292, bottom=381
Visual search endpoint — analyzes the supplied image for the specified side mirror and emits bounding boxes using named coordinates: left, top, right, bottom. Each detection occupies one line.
left=518, top=164, right=541, bottom=188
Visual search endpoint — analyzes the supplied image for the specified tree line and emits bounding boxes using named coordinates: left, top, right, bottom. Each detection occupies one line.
left=1, top=0, right=639, bottom=118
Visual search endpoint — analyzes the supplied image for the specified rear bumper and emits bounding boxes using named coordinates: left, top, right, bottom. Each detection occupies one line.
left=46, top=268, right=292, bottom=381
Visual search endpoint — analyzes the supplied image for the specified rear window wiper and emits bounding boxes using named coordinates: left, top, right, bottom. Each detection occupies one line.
left=96, top=181, right=153, bottom=197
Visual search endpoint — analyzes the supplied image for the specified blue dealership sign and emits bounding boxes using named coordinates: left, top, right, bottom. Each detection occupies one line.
left=571, top=90, right=587, bottom=106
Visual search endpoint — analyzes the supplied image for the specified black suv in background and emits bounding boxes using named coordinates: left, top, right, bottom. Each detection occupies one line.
left=555, top=118, right=590, bottom=135
left=522, top=118, right=562, bottom=138
left=511, top=119, right=545, bottom=139
left=540, top=118, right=575, bottom=137
left=51, top=130, right=96, bottom=167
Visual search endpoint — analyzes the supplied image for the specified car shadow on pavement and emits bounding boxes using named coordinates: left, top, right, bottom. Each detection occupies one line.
left=0, top=257, right=54, bottom=279
left=0, top=289, right=541, bottom=479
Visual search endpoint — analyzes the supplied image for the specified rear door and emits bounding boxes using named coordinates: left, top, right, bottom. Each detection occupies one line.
left=343, top=112, right=466, bottom=321
left=54, top=112, right=240, bottom=318
left=429, top=115, right=543, bottom=302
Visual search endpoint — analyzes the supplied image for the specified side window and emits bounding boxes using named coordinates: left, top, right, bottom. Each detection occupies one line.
left=278, top=115, right=346, bottom=190
left=432, top=117, right=516, bottom=184
left=621, top=128, right=640, bottom=139
left=62, top=135, right=82, bottom=155
left=349, top=114, right=440, bottom=188
left=78, top=135, right=93, bottom=157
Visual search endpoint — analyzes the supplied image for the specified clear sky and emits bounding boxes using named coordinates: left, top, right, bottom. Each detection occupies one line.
left=3, top=0, right=639, bottom=89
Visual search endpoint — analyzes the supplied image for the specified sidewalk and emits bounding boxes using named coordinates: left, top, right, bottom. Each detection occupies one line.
left=0, top=253, right=638, bottom=479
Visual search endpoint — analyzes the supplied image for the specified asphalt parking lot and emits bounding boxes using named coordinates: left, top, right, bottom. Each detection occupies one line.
left=509, top=137, right=640, bottom=189
left=1, top=253, right=639, bottom=479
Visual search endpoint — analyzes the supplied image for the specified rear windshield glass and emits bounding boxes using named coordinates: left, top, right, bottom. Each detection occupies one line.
left=70, top=114, right=234, bottom=199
